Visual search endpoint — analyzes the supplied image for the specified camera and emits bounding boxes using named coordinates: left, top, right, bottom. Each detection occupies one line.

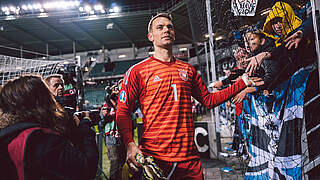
left=105, top=85, right=118, bottom=105
left=74, top=109, right=101, bottom=126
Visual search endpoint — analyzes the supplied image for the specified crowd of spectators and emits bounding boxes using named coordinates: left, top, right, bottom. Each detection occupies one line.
left=211, top=1, right=318, bottom=160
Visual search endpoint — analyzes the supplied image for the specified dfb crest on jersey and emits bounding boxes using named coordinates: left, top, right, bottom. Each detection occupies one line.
left=178, top=69, right=188, bottom=81
left=119, top=90, right=127, bottom=103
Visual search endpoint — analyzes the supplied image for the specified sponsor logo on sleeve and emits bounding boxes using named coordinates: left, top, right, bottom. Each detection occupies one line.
left=119, top=90, right=127, bottom=103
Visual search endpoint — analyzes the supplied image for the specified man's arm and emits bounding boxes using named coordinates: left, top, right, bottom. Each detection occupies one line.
left=116, top=67, right=143, bottom=171
left=232, top=87, right=257, bottom=104
left=191, top=66, right=255, bottom=109
left=116, top=68, right=140, bottom=145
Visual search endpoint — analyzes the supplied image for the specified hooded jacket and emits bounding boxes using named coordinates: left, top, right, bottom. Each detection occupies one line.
left=262, top=2, right=315, bottom=76
left=263, top=2, right=302, bottom=47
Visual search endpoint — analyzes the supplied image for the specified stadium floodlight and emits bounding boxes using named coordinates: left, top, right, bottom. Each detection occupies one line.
left=68, top=1, right=77, bottom=8
left=93, top=4, right=103, bottom=11
left=52, top=2, right=60, bottom=9
left=113, top=6, right=120, bottom=13
left=2, top=7, right=9, bottom=12
left=33, top=3, right=41, bottom=10
left=179, top=48, right=188, bottom=52
left=9, top=6, right=16, bottom=12
left=21, top=5, right=28, bottom=10
left=74, top=1, right=80, bottom=6
left=84, top=5, right=91, bottom=12
left=27, top=4, right=33, bottom=10
left=15, top=7, right=20, bottom=15
left=1, top=1, right=98, bottom=16
left=60, top=1, right=67, bottom=9
left=43, top=3, right=52, bottom=9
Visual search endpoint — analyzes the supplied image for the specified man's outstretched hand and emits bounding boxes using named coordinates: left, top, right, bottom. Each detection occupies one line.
left=245, top=56, right=261, bottom=76
left=249, top=77, right=264, bottom=87
left=126, top=142, right=142, bottom=174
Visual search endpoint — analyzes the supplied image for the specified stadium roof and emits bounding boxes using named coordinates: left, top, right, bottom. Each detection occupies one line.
left=0, top=0, right=306, bottom=58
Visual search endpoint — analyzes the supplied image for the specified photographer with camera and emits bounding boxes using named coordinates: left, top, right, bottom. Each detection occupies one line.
left=45, top=74, right=65, bottom=105
left=45, top=74, right=83, bottom=138
left=100, top=83, right=126, bottom=180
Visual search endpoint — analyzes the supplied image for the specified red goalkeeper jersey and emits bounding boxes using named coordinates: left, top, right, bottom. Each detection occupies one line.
left=116, top=56, right=246, bottom=162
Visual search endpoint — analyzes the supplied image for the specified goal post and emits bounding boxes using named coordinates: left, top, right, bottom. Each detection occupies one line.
left=0, top=55, right=64, bottom=86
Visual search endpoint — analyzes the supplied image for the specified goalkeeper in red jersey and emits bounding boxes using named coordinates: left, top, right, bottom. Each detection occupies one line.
left=116, top=13, right=262, bottom=180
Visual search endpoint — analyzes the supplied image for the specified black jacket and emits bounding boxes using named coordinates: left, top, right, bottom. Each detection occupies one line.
left=0, top=120, right=98, bottom=180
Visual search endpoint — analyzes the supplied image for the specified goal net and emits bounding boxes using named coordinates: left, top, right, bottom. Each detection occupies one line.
left=0, top=55, right=63, bottom=86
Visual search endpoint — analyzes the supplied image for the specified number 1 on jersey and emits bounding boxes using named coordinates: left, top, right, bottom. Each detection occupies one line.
left=171, top=84, right=178, bottom=101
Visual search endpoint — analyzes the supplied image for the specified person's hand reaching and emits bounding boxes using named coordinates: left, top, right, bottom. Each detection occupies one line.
left=284, top=30, right=303, bottom=50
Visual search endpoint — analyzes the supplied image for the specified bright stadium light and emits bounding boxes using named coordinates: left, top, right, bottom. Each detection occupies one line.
left=93, top=4, right=103, bottom=11
left=52, top=2, right=60, bottom=9
left=9, top=6, right=16, bottom=12
left=15, top=7, right=20, bottom=14
left=43, top=3, right=51, bottom=9
left=84, top=5, right=91, bottom=12
left=60, top=1, right=68, bottom=9
left=74, top=1, right=80, bottom=6
left=21, top=5, right=28, bottom=10
left=27, top=4, right=33, bottom=10
left=33, top=3, right=41, bottom=10
left=1, top=1, right=98, bottom=16
left=113, top=6, right=120, bottom=13
left=68, top=1, right=77, bottom=8
left=179, top=48, right=188, bottom=52
left=2, top=7, right=9, bottom=12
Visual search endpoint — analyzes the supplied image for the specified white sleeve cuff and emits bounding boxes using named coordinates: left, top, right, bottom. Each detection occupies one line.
left=242, top=74, right=250, bottom=86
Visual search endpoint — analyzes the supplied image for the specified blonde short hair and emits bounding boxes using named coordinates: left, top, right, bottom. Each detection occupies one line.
left=147, top=13, right=172, bottom=33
